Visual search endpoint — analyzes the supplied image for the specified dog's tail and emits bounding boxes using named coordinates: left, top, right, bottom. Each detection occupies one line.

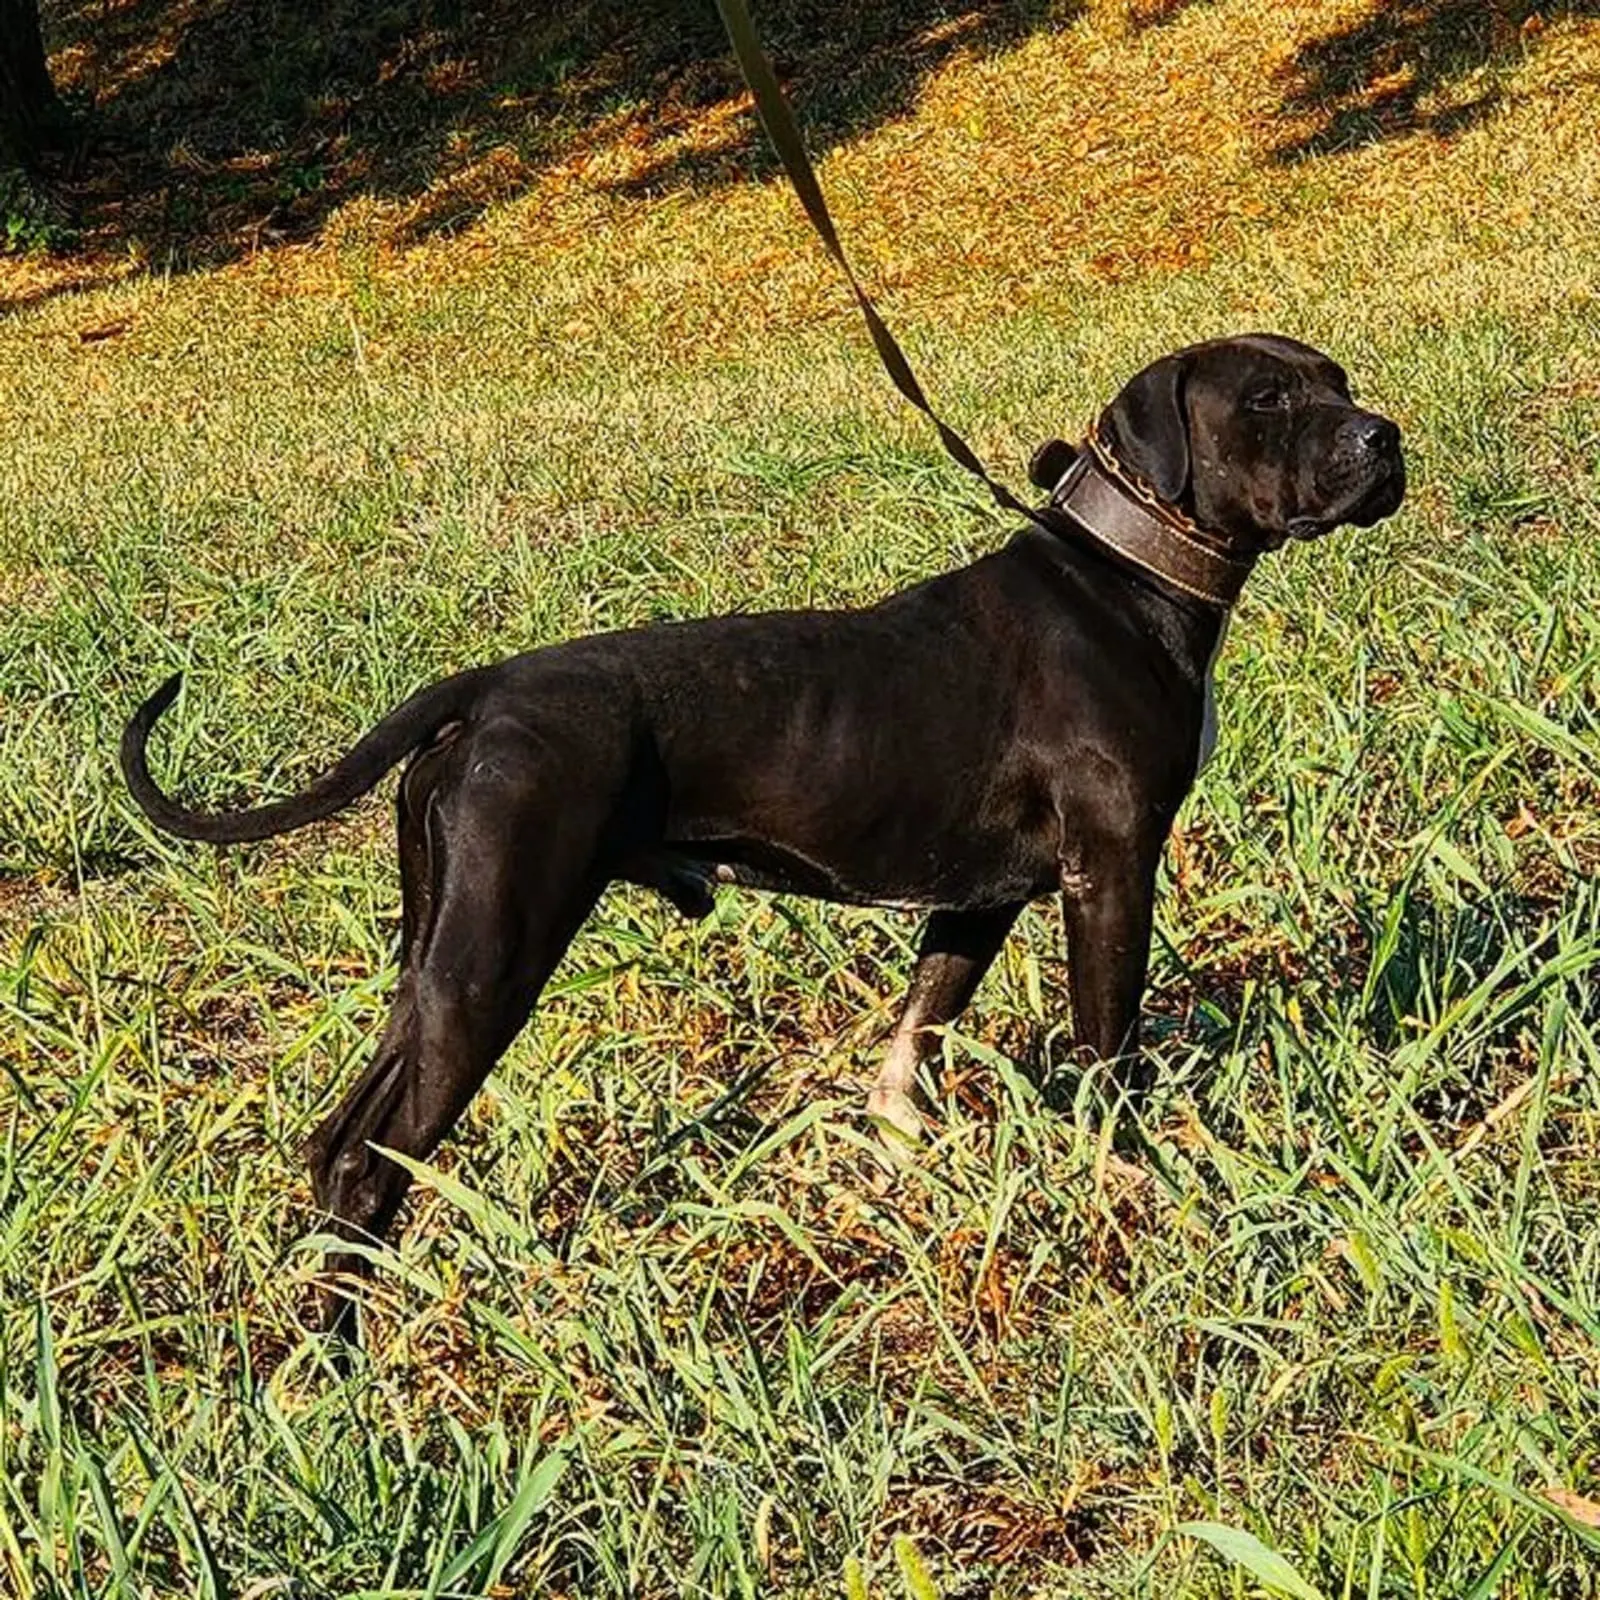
left=120, top=671, right=482, bottom=845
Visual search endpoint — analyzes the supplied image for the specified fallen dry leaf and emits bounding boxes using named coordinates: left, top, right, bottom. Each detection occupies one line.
left=1541, top=1486, right=1600, bottom=1529
left=78, top=319, right=131, bottom=344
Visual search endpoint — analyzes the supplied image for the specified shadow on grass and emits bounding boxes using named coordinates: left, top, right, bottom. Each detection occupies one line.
left=1022, top=869, right=1588, bottom=1145
left=19, top=0, right=1079, bottom=312
left=1272, top=0, right=1600, bottom=161
left=1126, top=0, right=1217, bottom=28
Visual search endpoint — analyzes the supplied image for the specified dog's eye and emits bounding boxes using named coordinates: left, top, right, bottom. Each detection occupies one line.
left=1246, top=389, right=1290, bottom=413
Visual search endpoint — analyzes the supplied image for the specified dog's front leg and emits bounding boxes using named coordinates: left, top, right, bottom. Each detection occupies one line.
left=868, top=904, right=1022, bottom=1142
left=1060, top=834, right=1162, bottom=1110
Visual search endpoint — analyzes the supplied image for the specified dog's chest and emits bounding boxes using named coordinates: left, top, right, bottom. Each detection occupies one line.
left=1196, top=615, right=1228, bottom=774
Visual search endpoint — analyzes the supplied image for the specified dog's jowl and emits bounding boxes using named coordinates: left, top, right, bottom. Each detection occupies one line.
left=122, top=333, right=1405, bottom=1338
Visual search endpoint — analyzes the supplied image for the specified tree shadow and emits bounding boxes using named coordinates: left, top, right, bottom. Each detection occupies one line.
left=20, top=0, right=1076, bottom=312
left=598, top=0, right=1076, bottom=200
left=1125, top=0, right=1215, bottom=28
left=1271, top=0, right=1600, bottom=162
left=22, top=0, right=1592, bottom=317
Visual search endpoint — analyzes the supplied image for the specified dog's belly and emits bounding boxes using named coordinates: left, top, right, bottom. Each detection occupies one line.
left=635, top=829, right=1058, bottom=915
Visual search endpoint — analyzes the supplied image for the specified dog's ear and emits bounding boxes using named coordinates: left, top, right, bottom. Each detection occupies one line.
left=1103, top=355, right=1191, bottom=503
left=1028, top=438, right=1077, bottom=492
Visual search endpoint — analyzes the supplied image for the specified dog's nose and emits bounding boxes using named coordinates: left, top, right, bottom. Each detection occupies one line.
left=1352, top=415, right=1401, bottom=457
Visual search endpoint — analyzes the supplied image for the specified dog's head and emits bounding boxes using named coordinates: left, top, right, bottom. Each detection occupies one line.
left=1036, top=334, right=1406, bottom=554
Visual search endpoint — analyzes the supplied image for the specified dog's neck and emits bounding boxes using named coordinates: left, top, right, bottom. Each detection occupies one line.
left=1025, top=440, right=1235, bottom=731
left=1043, top=430, right=1257, bottom=611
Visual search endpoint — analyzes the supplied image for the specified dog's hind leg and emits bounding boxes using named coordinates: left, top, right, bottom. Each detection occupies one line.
left=305, top=979, right=424, bottom=1341
left=868, top=903, right=1022, bottom=1144
left=305, top=723, right=614, bottom=1340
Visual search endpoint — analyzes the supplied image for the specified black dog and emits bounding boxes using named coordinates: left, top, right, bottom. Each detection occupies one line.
left=122, top=333, right=1404, bottom=1335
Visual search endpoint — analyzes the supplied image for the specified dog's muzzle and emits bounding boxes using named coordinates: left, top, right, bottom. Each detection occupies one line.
left=1293, top=413, right=1406, bottom=539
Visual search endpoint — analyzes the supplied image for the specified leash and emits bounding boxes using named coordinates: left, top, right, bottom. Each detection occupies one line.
left=710, top=0, right=1253, bottom=609
left=710, top=0, right=1051, bottom=532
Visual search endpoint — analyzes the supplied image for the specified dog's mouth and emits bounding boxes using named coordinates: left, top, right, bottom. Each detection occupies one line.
left=1347, top=456, right=1407, bottom=526
left=1289, top=438, right=1407, bottom=542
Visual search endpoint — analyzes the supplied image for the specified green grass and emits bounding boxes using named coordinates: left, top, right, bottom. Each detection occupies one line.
left=4, top=1, right=1600, bottom=1595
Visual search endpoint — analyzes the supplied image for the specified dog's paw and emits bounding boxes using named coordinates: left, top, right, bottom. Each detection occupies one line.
left=865, top=1085, right=926, bottom=1148
left=862, top=1087, right=927, bottom=1191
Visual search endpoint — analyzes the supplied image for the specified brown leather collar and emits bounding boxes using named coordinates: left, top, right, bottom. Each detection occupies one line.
left=1045, top=424, right=1257, bottom=608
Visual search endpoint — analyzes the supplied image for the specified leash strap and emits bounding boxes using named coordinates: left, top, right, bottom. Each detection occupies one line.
left=710, top=0, right=1258, bottom=608
left=711, top=0, right=1049, bottom=529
